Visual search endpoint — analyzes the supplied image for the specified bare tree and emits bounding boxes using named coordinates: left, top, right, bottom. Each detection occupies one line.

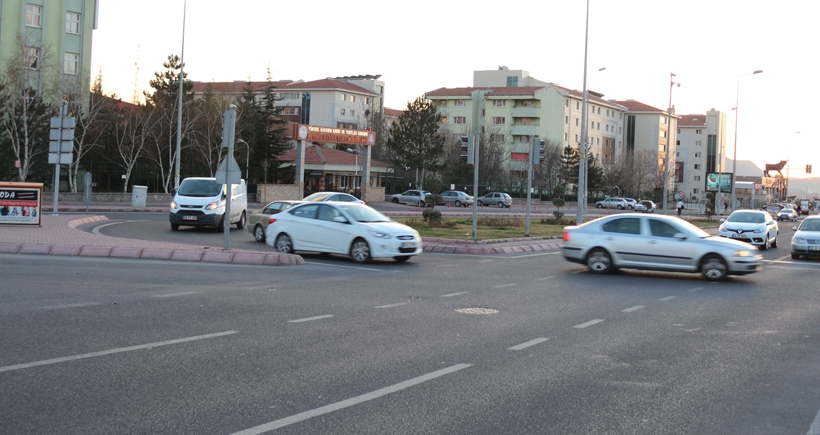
left=110, top=103, right=157, bottom=193
left=189, top=83, right=234, bottom=176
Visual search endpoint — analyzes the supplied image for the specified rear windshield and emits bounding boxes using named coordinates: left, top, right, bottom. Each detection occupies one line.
left=178, top=179, right=223, bottom=197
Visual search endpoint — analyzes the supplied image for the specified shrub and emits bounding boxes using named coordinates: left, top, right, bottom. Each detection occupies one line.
left=425, top=194, right=443, bottom=208
left=553, top=211, right=565, bottom=222
left=422, top=208, right=442, bottom=225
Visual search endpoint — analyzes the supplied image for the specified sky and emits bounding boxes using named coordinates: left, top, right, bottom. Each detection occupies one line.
left=90, top=0, right=818, bottom=180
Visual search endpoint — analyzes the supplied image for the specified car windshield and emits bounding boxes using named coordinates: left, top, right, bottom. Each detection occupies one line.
left=727, top=212, right=765, bottom=224
left=800, top=220, right=820, bottom=231
left=303, top=192, right=332, bottom=201
left=177, top=179, right=223, bottom=197
left=337, top=204, right=391, bottom=223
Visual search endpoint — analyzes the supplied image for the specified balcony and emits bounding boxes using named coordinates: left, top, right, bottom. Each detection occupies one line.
left=511, top=124, right=539, bottom=136
left=512, top=107, right=539, bottom=118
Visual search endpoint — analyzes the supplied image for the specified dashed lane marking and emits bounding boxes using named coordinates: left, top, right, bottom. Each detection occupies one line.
left=288, top=315, right=334, bottom=323
left=440, top=291, right=469, bottom=298
left=659, top=296, right=678, bottom=301
left=38, top=302, right=101, bottom=310
left=621, top=306, right=645, bottom=312
left=375, top=303, right=408, bottom=309
left=509, top=338, right=549, bottom=351
left=493, top=283, right=518, bottom=288
left=573, top=319, right=605, bottom=329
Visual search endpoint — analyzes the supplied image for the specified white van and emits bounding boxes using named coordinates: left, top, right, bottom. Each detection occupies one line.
left=169, top=177, right=247, bottom=231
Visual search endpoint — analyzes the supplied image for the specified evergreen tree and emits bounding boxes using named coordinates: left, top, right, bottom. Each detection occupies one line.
left=560, top=145, right=580, bottom=188
left=385, top=97, right=444, bottom=188
left=253, top=69, right=290, bottom=183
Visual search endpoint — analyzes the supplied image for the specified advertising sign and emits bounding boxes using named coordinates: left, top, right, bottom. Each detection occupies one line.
left=0, top=182, right=43, bottom=226
left=704, top=172, right=733, bottom=192
left=294, top=124, right=376, bottom=146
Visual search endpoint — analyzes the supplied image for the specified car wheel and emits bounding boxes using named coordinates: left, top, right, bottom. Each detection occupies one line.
left=498, top=201, right=505, bottom=208
left=771, top=232, right=778, bottom=248
left=275, top=233, right=294, bottom=254
left=760, top=237, right=769, bottom=250
left=617, top=205, right=624, bottom=210
left=394, top=256, right=411, bottom=262
left=586, top=248, right=613, bottom=274
left=236, top=211, right=246, bottom=230
left=216, top=217, right=225, bottom=231
left=253, top=224, right=265, bottom=242
left=419, top=200, right=425, bottom=207
left=700, top=254, right=728, bottom=281
left=455, top=200, right=462, bottom=207
left=791, top=253, right=800, bottom=259
left=596, top=204, right=602, bottom=209
left=392, top=197, right=399, bottom=203
left=171, top=223, right=180, bottom=231
left=350, top=238, right=371, bottom=263
left=477, top=200, right=484, bottom=206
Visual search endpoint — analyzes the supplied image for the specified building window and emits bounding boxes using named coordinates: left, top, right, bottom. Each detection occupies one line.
left=575, top=134, right=579, bottom=143
left=26, top=4, right=42, bottom=27
left=661, top=131, right=667, bottom=138
left=66, top=12, right=81, bottom=34
left=696, top=140, right=702, bottom=146
left=282, top=107, right=299, bottom=115
left=677, top=128, right=681, bottom=134
left=25, top=47, right=39, bottom=69
left=694, top=164, right=701, bottom=170
left=565, top=100, right=569, bottom=107
left=490, top=134, right=505, bottom=143
left=506, top=76, right=518, bottom=87
left=576, top=101, right=580, bottom=109
left=481, top=109, right=485, bottom=117
left=521, top=118, right=531, bottom=125
left=492, top=117, right=505, bottom=125
left=340, top=108, right=346, bottom=115
left=695, top=152, right=701, bottom=158
left=453, top=116, right=466, bottom=124
left=695, top=129, right=703, bottom=134
left=694, top=175, right=701, bottom=181
left=454, top=100, right=466, bottom=107
left=278, top=92, right=299, bottom=99
left=365, top=98, right=371, bottom=105
left=351, top=96, right=356, bottom=103
left=564, top=132, right=568, bottom=141
left=350, top=110, right=355, bottom=117
left=565, top=116, right=568, bottom=124
left=575, top=118, right=579, bottom=126
left=438, top=100, right=447, bottom=107
left=597, top=122, right=600, bottom=130
left=440, top=117, right=447, bottom=123
left=341, top=94, right=347, bottom=101
left=63, top=52, right=79, bottom=74
left=492, top=100, right=507, bottom=107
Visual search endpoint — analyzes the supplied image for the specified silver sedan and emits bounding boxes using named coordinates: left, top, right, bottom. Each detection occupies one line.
left=562, top=213, right=762, bottom=281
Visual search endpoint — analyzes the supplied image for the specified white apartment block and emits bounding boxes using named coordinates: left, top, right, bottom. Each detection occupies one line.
left=675, top=110, right=728, bottom=202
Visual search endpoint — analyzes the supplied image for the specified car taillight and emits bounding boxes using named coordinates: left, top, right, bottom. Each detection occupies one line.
left=563, top=231, right=570, bottom=242
left=268, top=218, right=277, bottom=225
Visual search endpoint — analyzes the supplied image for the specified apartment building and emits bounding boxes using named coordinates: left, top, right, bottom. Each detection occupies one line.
left=611, top=100, right=679, bottom=193
left=675, top=110, right=727, bottom=201
left=0, top=0, right=97, bottom=102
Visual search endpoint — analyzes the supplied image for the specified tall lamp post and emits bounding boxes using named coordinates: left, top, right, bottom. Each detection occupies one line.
left=173, top=0, right=187, bottom=191
left=662, top=73, right=680, bottom=215
left=730, top=70, right=763, bottom=210
left=576, top=0, right=590, bottom=225
left=237, top=139, right=250, bottom=179
left=787, top=131, right=798, bottom=202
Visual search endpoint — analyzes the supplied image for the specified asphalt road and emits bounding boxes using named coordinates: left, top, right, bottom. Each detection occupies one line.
left=3, top=233, right=820, bottom=434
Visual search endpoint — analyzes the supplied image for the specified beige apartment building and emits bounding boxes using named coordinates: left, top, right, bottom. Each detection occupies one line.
left=675, top=110, right=728, bottom=202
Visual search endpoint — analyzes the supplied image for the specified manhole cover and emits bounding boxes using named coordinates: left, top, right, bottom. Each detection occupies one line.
left=455, top=308, right=499, bottom=315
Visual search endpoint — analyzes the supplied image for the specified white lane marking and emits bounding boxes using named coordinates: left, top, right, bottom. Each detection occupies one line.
left=0, top=331, right=237, bottom=373
left=375, top=303, right=408, bottom=309
left=38, top=302, right=101, bottom=310
left=621, top=306, right=645, bottom=313
left=476, top=259, right=496, bottom=263
left=152, top=291, right=199, bottom=298
left=493, top=283, right=518, bottom=288
left=805, top=405, right=820, bottom=435
left=509, top=338, right=549, bottom=350
left=92, top=221, right=124, bottom=235
left=659, top=296, right=678, bottom=301
left=230, top=364, right=473, bottom=435
left=535, top=276, right=554, bottom=281
left=573, top=319, right=605, bottom=329
left=288, top=315, right=334, bottom=323
left=440, top=291, right=469, bottom=298
left=688, top=287, right=703, bottom=293
left=303, top=262, right=381, bottom=272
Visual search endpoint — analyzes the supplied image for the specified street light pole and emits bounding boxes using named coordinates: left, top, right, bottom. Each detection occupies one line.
left=662, top=73, right=679, bottom=215
left=237, top=139, right=249, bottom=179
left=576, top=0, right=590, bottom=225
left=173, top=0, right=187, bottom=191
left=730, top=70, right=763, bottom=210
left=788, top=131, right=798, bottom=202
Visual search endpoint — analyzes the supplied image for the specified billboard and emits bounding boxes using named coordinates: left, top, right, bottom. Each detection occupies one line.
left=704, top=172, right=733, bottom=192
left=0, top=182, right=43, bottom=226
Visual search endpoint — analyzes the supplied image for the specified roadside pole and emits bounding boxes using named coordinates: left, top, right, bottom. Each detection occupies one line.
left=216, top=105, right=240, bottom=251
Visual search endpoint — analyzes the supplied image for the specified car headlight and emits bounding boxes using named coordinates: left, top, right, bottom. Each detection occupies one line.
left=370, top=230, right=391, bottom=239
left=170, top=201, right=178, bottom=209
left=206, top=201, right=220, bottom=210
left=733, top=250, right=754, bottom=257
left=719, top=225, right=726, bottom=232
left=794, top=237, right=807, bottom=244
left=752, top=228, right=765, bottom=233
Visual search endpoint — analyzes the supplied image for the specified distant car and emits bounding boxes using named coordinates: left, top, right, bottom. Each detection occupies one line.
left=562, top=213, right=762, bottom=281
left=623, top=198, right=638, bottom=209
left=440, top=190, right=473, bottom=207
left=475, top=192, right=512, bottom=208
left=633, top=200, right=656, bottom=213
left=391, top=190, right=431, bottom=207
left=247, top=200, right=304, bottom=242
left=776, top=208, right=798, bottom=222
left=265, top=202, right=422, bottom=263
left=791, top=216, right=820, bottom=259
left=595, top=197, right=628, bottom=210
left=718, top=210, right=779, bottom=250
left=303, top=191, right=364, bottom=205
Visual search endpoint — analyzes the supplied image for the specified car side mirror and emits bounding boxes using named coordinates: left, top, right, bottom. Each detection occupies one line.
left=793, top=226, right=798, bottom=231
left=719, top=218, right=726, bottom=223
left=673, top=233, right=687, bottom=240
left=171, top=188, right=177, bottom=195
left=333, top=216, right=349, bottom=224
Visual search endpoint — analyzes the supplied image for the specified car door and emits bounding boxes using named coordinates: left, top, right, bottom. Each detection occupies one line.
left=287, top=204, right=320, bottom=250
left=644, top=218, right=701, bottom=270
left=601, top=217, right=645, bottom=266
left=766, top=214, right=779, bottom=244
left=311, top=204, right=351, bottom=253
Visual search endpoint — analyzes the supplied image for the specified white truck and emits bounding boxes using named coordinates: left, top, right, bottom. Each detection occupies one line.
left=799, top=199, right=810, bottom=215
left=169, top=177, right=247, bottom=230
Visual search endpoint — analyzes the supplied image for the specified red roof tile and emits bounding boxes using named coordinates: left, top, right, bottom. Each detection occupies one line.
left=278, top=145, right=390, bottom=168
left=677, top=114, right=706, bottom=126
left=611, top=100, right=666, bottom=112
left=283, top=79, right=378, bottom=96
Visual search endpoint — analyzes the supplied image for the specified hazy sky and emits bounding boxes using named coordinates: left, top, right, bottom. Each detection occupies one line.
left=90, top=0, right=818, bottom=179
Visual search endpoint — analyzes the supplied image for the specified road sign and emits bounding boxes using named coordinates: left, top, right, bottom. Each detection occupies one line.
left=678, top=191, right=684, bottom=199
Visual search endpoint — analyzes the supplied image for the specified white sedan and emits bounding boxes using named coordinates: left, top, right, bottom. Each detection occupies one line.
left=265, top=202, right=422, bottom=263
left=718, top=210, right=779, bottom=250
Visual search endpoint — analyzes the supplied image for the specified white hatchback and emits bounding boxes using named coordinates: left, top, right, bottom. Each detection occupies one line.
left=718, top=210, right=779, bottom=250
left=265, top=202, right=422, bottom=263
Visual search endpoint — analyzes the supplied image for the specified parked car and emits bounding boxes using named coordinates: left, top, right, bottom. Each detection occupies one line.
left=776, top=207, right=798, bottom=222
left=475, top=192, right=512, bottom=208
left=595, top=197, right=628, bottom=210
left=562, top=213, right=762, bottom=281
left=303, top=191, right=365, bottom=205
left=247, top=200, right=304, bottom=242
left=633, top=200, right=656, bottom=213
left=265, top=202, right=422, bottom=263
left=391, top=190, right=431, bottom=207
left=440, top=190, right=473, bottom=207
left=791, top=216, right=820, bottom=259
left=718, top=210, right=779, bottom=250
left=623, top=198, right=638, bottom=209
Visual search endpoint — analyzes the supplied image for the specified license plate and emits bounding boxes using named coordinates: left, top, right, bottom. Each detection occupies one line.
left=182, top=216, right=197, bottom=221
left=730, top=234, right=747, bottom=239
left=401, top=242, right=416, bottom=248
left=810, top=246, right=820, bottom=251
